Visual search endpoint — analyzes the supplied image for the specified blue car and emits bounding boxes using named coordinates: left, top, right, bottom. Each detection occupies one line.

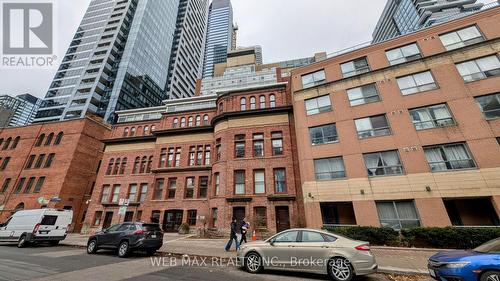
left=428, top=238, right=500, bottom=281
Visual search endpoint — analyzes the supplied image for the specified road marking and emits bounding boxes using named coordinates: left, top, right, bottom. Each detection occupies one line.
left=31, top=258, right=171, bottom=281
left=31, top=249, right=84, bottom=258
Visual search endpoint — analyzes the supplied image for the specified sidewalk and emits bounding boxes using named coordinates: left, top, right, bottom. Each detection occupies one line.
left=62, top=234, right=434, bottom=275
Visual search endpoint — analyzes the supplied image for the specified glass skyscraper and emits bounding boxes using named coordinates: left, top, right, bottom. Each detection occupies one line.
left=372, top=0, right=484, bottom=43
left=202, top=0, right=234, bottom=78
left=0, top=94, right=42, bottom=127
left=35, top=0, right=208, bottom=124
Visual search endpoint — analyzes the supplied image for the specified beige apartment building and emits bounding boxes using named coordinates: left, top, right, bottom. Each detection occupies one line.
left=290, top=7, right=500, bottom=229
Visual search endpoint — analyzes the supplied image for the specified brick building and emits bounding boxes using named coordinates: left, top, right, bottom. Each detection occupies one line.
left=84, top=81, right=303, bottom=234
left=0, top=117, right=110, bottom=232
left=290, top=7, right=500, bottom=229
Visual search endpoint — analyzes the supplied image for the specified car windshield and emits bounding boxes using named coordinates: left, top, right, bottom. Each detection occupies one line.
left=474, top=238, right=500, bottom=253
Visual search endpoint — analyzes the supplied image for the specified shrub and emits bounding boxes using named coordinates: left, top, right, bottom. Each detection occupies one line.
left=178, top=223, right=190, bottom=234
left=401, top=227, right=500, bottom=249
left=323, top=226, right=400, bottom=246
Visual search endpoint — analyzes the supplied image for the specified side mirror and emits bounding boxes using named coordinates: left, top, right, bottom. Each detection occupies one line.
left=269, top=239, right=275, bottom=246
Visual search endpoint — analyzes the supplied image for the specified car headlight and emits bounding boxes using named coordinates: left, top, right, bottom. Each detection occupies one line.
left=445, top=262, right=470, bottom=268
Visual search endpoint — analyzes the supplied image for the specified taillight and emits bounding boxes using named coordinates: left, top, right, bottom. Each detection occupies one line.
left=355, top=244, right=370, bottom=251
left=33, top=223, right=41, bottom=234
left=134, top=229, right=146, bottom=235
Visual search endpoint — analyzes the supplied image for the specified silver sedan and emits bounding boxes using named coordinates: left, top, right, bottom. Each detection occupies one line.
left=237, top=228, right=378, bottom=281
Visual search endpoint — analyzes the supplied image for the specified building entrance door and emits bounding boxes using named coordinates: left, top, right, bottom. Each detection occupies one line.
left=163, top=210, right=183, bottom=232
left=275, top=206, right=290, bottom=233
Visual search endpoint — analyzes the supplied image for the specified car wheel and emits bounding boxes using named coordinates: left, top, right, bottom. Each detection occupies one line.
left=118, top=241, right=130, bottom=258
left=481, top=271, right=500, bottom=281
left=17, top=235, right=28, bottom=248
left=49, top=240, right=60, bottom=246
left=328, top=257, right=354, bottom=281
left=244, top=252, right=263, bottom=274
left=87, top=239, right=98, bottom=254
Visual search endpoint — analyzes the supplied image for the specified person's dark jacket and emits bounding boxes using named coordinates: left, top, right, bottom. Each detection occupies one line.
left=230, top=221, right=237, bottom=237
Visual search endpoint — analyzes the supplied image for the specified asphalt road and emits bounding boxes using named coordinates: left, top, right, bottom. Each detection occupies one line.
left=0, top=243, right=428, bottom=281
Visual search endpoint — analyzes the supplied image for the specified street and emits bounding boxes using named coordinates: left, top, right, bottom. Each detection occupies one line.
left=0, top=244, right=430, bottom=281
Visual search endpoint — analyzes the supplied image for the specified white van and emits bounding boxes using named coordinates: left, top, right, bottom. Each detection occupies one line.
left=0, top=209, right=73, bottom=247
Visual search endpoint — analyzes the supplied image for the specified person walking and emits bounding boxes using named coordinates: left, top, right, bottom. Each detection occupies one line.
left=225, top=217, right=239, bottom=251
left=240, top=218, right=250, bottom=245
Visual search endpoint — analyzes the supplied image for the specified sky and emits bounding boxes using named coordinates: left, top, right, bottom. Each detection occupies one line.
left=0, top=0, right=492, bottom=99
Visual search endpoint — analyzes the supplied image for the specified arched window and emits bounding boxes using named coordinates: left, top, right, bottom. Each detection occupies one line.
left=146, top=156, right=153, bottom=173
left=2, top=137, right=12, bottom=150
left=144, top=125, right=149, bottom=135
left=203, top=115, right=209, bottom=126
left=188, top=117, right=194, bottom=127
left=195, top=115, right=201, bottom=126
left=119, top=157, right=127, bottom=174
left=35, top=134, right=45, bottom=147
left=130, top=127, right=136, bottom=137
left=140, top=156, right=147, bottom=173
left=54, top=132, right=64, bottom=145
left=133, top=157, right=140, bottom=174
left=45, top=133, right=54, bottom=145
left=106, top=158, right=114, bottom=175
left=11, top=137, right=20, bottom=149
left=123, top=128, right=129, bottom=137
left=113, top=158, right=121, bottom=175
left=270, top=94, right=276, bottom=108
left=181, top=117, right=186, bottom=127
left=250, top=97, right=256, bottom=110
left=151, top=125, right=156, bottom=131
left=240, top=97, right=246, bottom=110
left=260, top=95, right=266, bottom=109
left=173, top=118, right=179, bottom=128
left=137, top=126, right=143, bottom=135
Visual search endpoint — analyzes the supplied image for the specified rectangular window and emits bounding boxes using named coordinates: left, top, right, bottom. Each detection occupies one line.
left=424, top=143, right=476, bottom=172
left=254, top=170, right=265, bottom=194
left=0, top=157, right=10, bottom=170
left=216, top=139, right=221, bottom=161
left=189, top=146, right=195, bottom=166
left=25, top=155, right=36, bottom=169
left=234, top=135, right=245, bottom=158
left=305, top=95, right=331, bottom=115
left=274, top=169, right=287, bottom=193
left=167, top=148, right=174, bottom=167
left=475, top=93, right=500, bottom=119
left=386, top=43, right=421, bottom=65
left=0, top=178, right=11, bottom=193
left=204, top=145, right=211, bottom=165
left=234, top=171, right=245, bottom=195
left=34, top=154, right=46, bottom=169
left=271, top=132, right=283, bottom=155
left=196, top=146, right=203, bottom=166
left=309, top=124, right=338, bottom=145
left=93, top=211, right=103, bottom=226
left=24, top=177, right=36, bottom=193
left=44, top=153, right=55, bottom=168
left=167, top=179, right=176, bottom=199
left=214, top=173, right=220, bottom=196
left=364, top=150, right=404, bottom=177
left=341, top=57, right=370, bottom=77
left=187, top=210, right=197, bottom=226
left=456, top=55, right=500, bottom=82
left=346, top=83, right=380, bottom=106
left=254, top=207, right=267, bottom=228
left=253, top=134, right=264, bottom=157
left=397, top=71, right=437, bottom=95
left=175, top=148, right=181, bottom=167
left=198, top=176, right=208, bottom=198
left=136, top=210, right=142, bottom=222
left=439, top=25, right=484, bottom=51
left=301, top=70, right=326, bottom=88
left=409, top=104, right=455, bottom=130
left=355, top=114, right=391, bottom=139
left=314, top=157, right=346, bottom=180
left=159, top=148, right=167, bottom=168
left=101, top=185, right=110, bottom=203
left=111, top=185, right=120, bottom=203
left=128, top=184, right=137, bottom=202
left=376, top=201, right=420, bottom=230
left=153, top=179, right=164, bottom=200
left=13, top=178, right=26, bottom=194
left=139, top=183, right=148, bottom=202
left=33, top=177, right=45, bottom=193
left=185, top=177, right=195, bottom=198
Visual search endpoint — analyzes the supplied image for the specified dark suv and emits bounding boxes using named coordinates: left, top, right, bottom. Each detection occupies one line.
left=86, top=222, right=163, bottom=258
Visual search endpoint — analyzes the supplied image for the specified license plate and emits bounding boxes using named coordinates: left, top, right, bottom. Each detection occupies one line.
left=429, top=269, right=436, bottom=277
left=151, top=235, right=156, bottom=238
